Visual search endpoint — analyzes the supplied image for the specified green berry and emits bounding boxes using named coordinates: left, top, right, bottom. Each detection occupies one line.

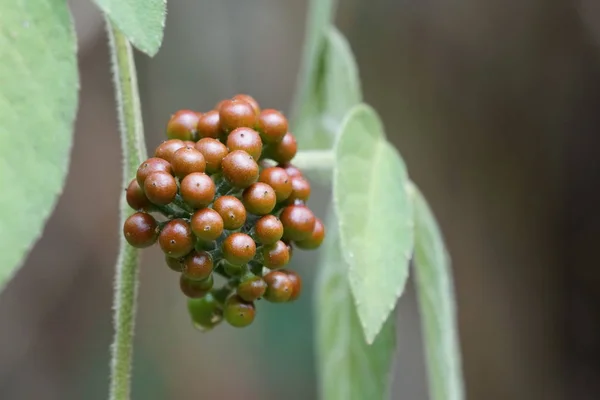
left=262, top=240, right=290, bottom=269
left=268, top=132, right=297, bottom=164
left=212, top=195, right=246, bottom=230
left=257, top=109, right=288, bottom=143
left=221, top=150, right=259, bottom=188
left=237, top=274, right=267, bottom=302
left=180, top=172, right=215, bottom=209
left=295, top=218, right=325, bottom=250
left=154, top=139, right=186, bottom=164
left=242, top=182, right=276, bottom=215
left=183, top=251, right=214, bottom=281
left=218, top=99, right=257, bottom=132
left=195, top=138, right=228, bottom=174
left=226, top=127, right=262, bottom=160
left=197, top=110, right=221, bottom=139
left=136, top=157, right=172, bottom=188
left=159, top=219, right=194, bottom=258
left=180, top=274, right=214, bottom=298
left=224, top=295, right=255, bottom=327
left=126, top=179, right=151, bottom=211
left=187, top=293, right=223, bottom=331
left=171, top=146, right=206, bottom=178
left=263, top=270, right=293, bottom=302
left=253, top=215, right=283, bottom=245
left=165, top=255, right=184, bottom=272
left=123, top=212, right=158, bottom=248
left=258, top=167, right=292, bottom=203
left=222, top=232, right=256, bottom=265
left=167, top=110, right=199, bottom=141
left=191, top=208, right=224, bottom=241
left=143, top=171, right=177, bottom=205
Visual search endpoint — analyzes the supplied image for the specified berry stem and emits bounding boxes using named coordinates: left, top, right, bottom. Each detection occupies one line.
left=106, top=20, right=148, bottom=400
left=291, top=149, right=334, bottom=184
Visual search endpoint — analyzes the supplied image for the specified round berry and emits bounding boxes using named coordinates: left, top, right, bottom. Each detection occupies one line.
left=213, top=195, right=246, bottom=230
left=167, top=110, right=199, bottom=141
left=259, top=167, right=292, bottom=202
left=286, top=175, right=311, bottom=204
left=221, top=150, right=259, bottom=188
left=224, top=295, right=255, bottom=327
left=254, top=215, right=283, bottom=245
left=232, top=94, right=260, bottom=115
left=143, top=171, right=177, bottom=205
left=269, top=132, right=297, bottom=163
left=280, top=205, right=316, bottom=241
left=165, top=255, right=184, bottom=272
left=278, top=163, right=302, bottom=178
left=242, top=182, right=276, bottom=215
left=226, top=127, right=262, bottom=160
left=171, top=146, right=206, bottom=178
left=237, top=274, right=267, bottom=302
left=197, top=110, right=221, bottom=139
left=136, top=158, right=172, bottom=188
left=218, top=99, right=257, bottom=132
left=188, top=293, right=223, bottom=330
left=180, top=274, right=213, bottom=298
left=126, top=179, right=151, bottom=211
left=257, top=109, right=287, bottom=143
left=262, top=240, right=290, bottom=269
left=191, top=208, right=224, bottom=241
left=183, top=251, right=214, bottom=281
left=180, top=172, right=215, bottom=209
left=222, top=233, right=256, bottom=265
left=123, top=212, right=158, bottom=248
left=159, top=219, right=194, bottom=258
left=154, top=139, right=186, bottom=163
left=263, top=270, right=293, bottom=302
left=284, top=270, right=302, bottom=301
left=295, top=218, right=325, bottom=250
left=195, top=138, right=228, bottom=174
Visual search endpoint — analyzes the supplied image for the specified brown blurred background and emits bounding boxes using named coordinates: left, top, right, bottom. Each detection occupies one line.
left=2, top=0, right=599, bottom=398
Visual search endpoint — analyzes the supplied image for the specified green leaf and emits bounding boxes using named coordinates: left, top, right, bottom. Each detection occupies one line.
left=409, top=183, right=465, bottom=400
left=316, top=215, right=396, bottom=400
left=292, top=26, right=361, bottom=150
left=94, top=0, right=166, bottom=56
left=0, top=1, right=79, bottom=290
left=333, top=104, right=414, bottom=344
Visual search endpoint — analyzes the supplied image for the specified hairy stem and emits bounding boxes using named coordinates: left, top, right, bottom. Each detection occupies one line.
left=292, top=149, right=334, bottom=184
left=106, top=19, right=148, bottom=400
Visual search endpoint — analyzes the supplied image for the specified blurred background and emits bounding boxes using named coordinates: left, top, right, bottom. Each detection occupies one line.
left=2, top=0, right=599, bottom=398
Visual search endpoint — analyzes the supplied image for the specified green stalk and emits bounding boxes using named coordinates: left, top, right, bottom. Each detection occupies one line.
left=106, top=18, right=148, bottom=400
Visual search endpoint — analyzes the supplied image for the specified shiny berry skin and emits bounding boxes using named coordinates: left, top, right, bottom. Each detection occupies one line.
left=263, top=270, right=293, bottom=302
left=259, top=167, right=292, bottom=203
left=188, top=293, right=223, bottom=330
left=191, top=208, right=224, bottom=241
left=237, top=274, right=267, bottom=302
left=226, top=127, right=262, bottom=160
left=257, top=109, right=288, bottom=143
left=221, top=150, right=259, bottom=188
left=218, top=99, right=257, bottom=132
left=143, top=171, right=177, bottom=205
left=136, top=157, right=172, bottom=188
left=180, top=274, right=213, bottom=298
left=183, top=251, right=214, bottom=281
left=154, top=139, right=186, bottom=164
left=123, top=212, right=158, bottom=248
left=159, top=219, right=194, bottom=258
left=197, top=110, right=221, bottom=139
left=262, top=240, right=290, bottom=269
left=167, top=110, right=199, bottom=141
left=224, top=295, right=255, bottom=327
left=232, top=94, right=260, bottom=115
left=126, top=179, right=151, bottom=211
left=284, top=270, right=302, bottom=301
left=280, top=205, right=316, bottom=241
left=195, top=138, right=228, bottom=174
left=180, top=172, right=215, bottom=209
left=242, top=182, right=276, bottom=215
left=171, top=146, right=206, bottom=178
left=222, top=233, right=256, bottom=265
left=286, top=175, right=311, bottom=204
left=278, top=163, right=302, bottom=178
left=165, top=255, right=184, bottom=272
left=268, top=132, right=297, bottom=164
left=212, top=195, right=246, bottom=230
left=253, top=215, right=283, bottom=245
left=295, top=218, right=325, bottom=250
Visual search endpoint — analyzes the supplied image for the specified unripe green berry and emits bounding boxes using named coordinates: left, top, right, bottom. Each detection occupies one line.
left=263, top=270, right=293, bottom=302
left=242, top=182, right=276, bottom=215
left=180, top=274, right=214, bottom=298
left=180, top=172, right=215, bottom=209
left=165, top=255, right=184, bottom=272
left=195, top=138, right=228, bottom=174
left=212, top=195, right=246, bottom=230
left=224, top=295, right=255, bottom=327
left=280, top=205, right=316, bottom=241
left=221, top=150, right=259, bottom=188
left=143, top=171, right=177, bottom=205
left=222, top=232, right=256, bottom=265
left=262, top=240, right=290, bottom=269
left=295, top=218, right=325, bottom=250
left=253, top=215, right=283, bottom=245
left=167, top=110, right=199, bottom=141
left=159, top=219, right=194, bottom=258
left=191, top=208, right=224, bottom=241
left=123, top=212, right=158, bottom=248
left=187, top=293, right=223, bottom=331
left=237, top=274, right=267, bottom=302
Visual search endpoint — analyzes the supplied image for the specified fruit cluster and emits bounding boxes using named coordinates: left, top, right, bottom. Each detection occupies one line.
left=122, top=94, right=324, bottom=330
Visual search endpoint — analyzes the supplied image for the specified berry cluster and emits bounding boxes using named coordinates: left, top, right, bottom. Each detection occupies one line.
left=122, top=94, right=325, bottom=330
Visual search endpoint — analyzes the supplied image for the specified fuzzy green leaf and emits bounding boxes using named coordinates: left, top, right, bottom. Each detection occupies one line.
left=94, top=0, right=166, bottom=56
left=409, top=183, right=465, bottom=400
left=0, top=0, right=79, bottom=291
left=293, top=26, right=361, bottom=150
left=316, top=215, right=396, bottom=400
left=333, top=104, right=414, bottom=344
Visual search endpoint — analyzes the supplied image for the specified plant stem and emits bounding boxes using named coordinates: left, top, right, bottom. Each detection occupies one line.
left=292, top=149, right=334, bottom=184
left=106, top=19, right=148, bottom=400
